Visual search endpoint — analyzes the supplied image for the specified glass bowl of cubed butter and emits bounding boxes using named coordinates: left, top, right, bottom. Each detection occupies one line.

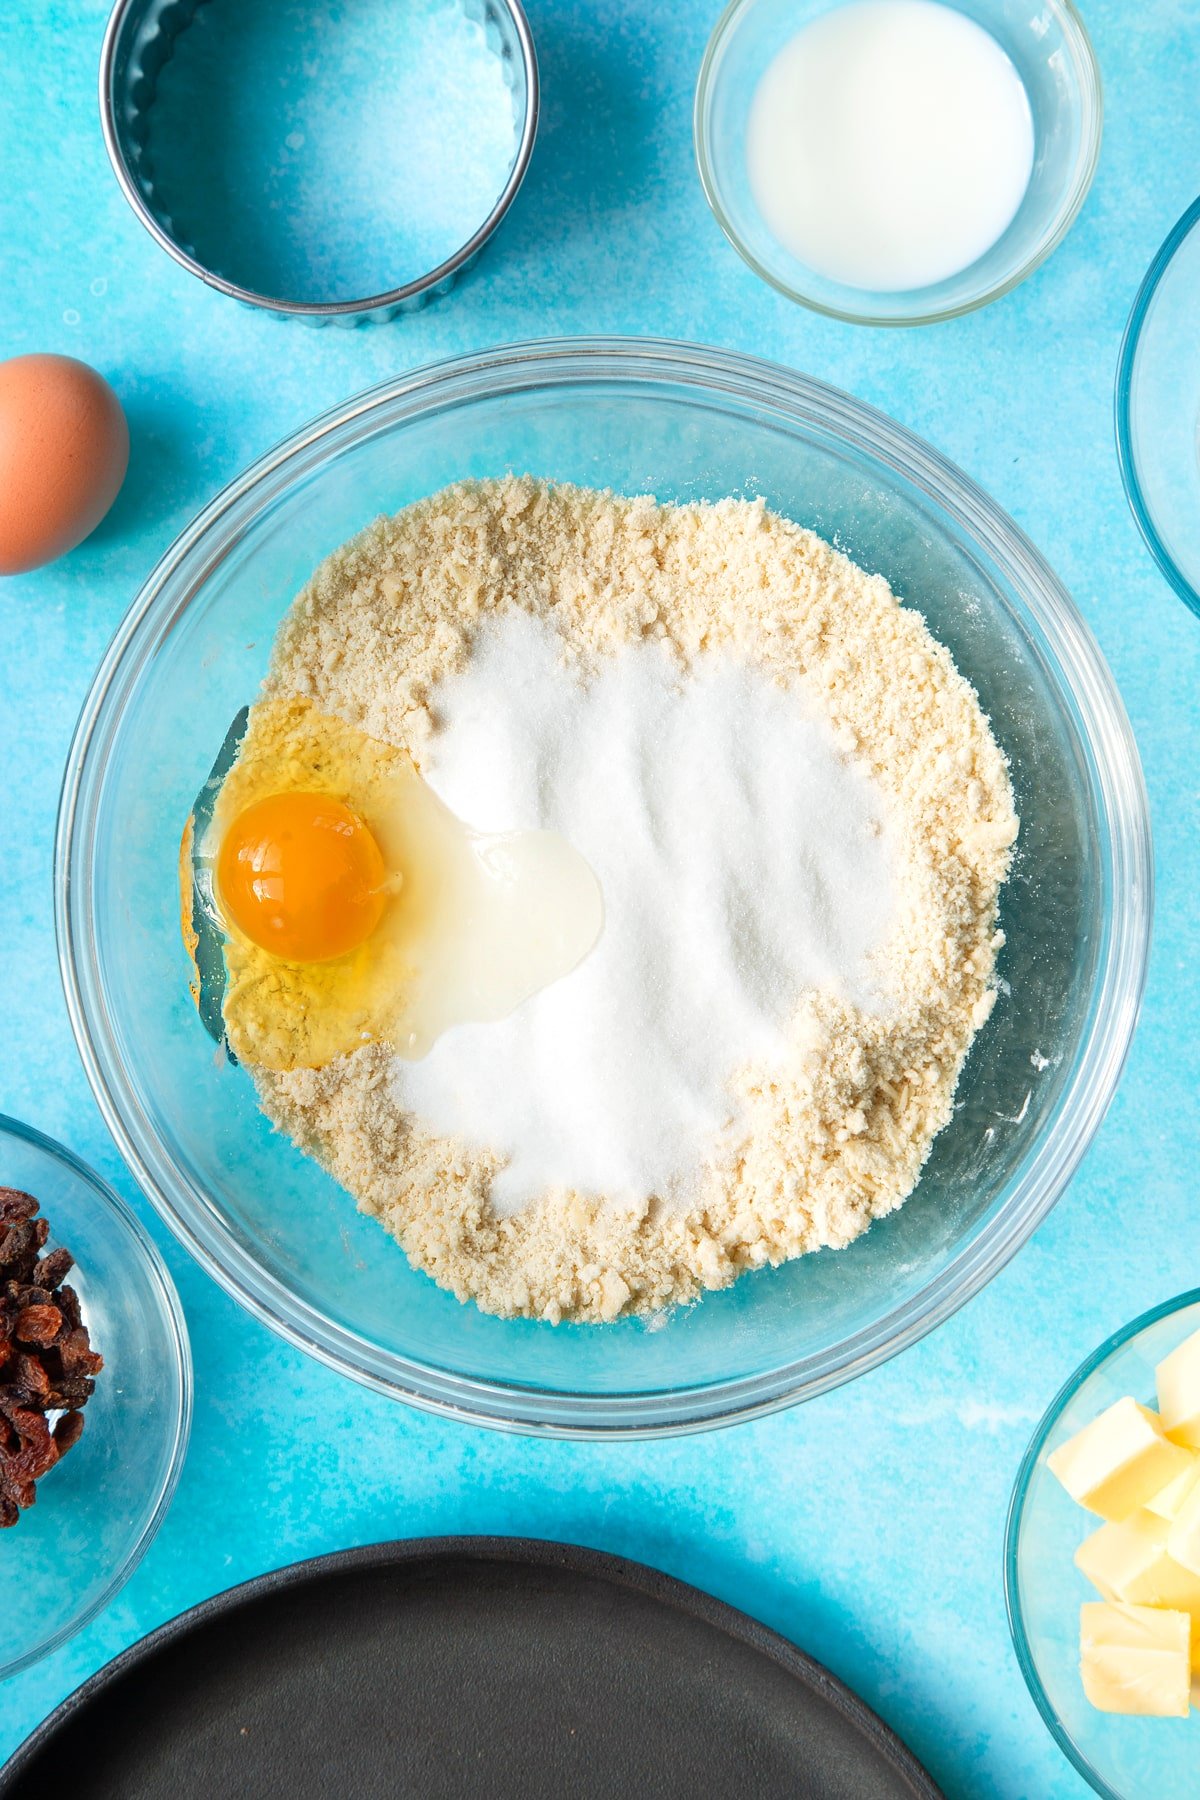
left=1006, top=1291, right=1200, bottom=1799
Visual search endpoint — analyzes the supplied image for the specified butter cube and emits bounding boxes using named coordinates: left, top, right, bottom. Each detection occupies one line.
left=1047, top=1397, right=1194, bottom=1521
left=1145, top=1453, right=1200, bottom=1522
left=1080, top=1602, right=1191, bottom=1717
left=1156, top=1327, right=1200, bottom=1449
left=1075, top=1510, right=1200, bottom=1667
left=1167, top=1479, right=1200, bottom=1580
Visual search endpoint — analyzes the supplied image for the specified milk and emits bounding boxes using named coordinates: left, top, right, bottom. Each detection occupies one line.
left=746, top=0, right=1034, bottom=293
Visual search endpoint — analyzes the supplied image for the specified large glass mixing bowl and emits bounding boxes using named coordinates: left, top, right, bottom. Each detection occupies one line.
left=55, top=339, right=1151, bottom=1437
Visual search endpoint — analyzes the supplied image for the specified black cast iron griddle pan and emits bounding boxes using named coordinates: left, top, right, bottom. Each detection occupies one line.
left=0, top=1538, right=943, bottom=1798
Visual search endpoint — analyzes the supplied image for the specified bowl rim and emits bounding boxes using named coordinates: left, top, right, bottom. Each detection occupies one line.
left=1114, top=194, right=1200, bottom=620
left=97, top=0, right=540, bottom=320
left=55, top=335, right=1152, bottom=1439
left=1003, top=1288, right=1200, bottom=1800
left=0, top=1535, right=944, bottom=1792
left=0, top=1111, right=193, bottom=1681
left=693, top=0, right=1104, bottom=326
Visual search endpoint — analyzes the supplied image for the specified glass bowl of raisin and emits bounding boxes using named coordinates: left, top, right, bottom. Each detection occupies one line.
left=0, top=1114, right=191, bottom=1679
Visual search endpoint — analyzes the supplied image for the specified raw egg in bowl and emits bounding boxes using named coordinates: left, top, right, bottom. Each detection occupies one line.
left=183, top=697, right=601, bottom=1072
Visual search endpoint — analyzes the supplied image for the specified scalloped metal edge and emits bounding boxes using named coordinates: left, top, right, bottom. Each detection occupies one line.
left=99, top=0, right=538, bottom=324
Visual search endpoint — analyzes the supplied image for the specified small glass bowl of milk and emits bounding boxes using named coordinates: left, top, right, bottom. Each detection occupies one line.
left=695, top=0, right=1101, bottom=325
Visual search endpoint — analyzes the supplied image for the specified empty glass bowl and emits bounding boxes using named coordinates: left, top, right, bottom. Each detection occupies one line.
left=0, top=1115, right=191, bottom=1679
left=1116, top=197, right=1200, bottom=619
left=56, top=339, right=1149, bottom=1436
left=1006, top=1292, right=1200, bottom=1800
left=694, top=0, right=1102, bottom=325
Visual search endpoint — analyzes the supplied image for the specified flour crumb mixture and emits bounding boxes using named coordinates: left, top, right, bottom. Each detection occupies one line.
left=255, top=477, right=1018, bottom=1323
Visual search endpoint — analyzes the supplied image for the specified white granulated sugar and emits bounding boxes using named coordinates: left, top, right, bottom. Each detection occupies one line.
left=390, top=613, right=895, bottom=1213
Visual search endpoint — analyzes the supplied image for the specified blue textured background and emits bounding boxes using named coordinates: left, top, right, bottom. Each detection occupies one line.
left=2, top=2, right=1198, bottom=1793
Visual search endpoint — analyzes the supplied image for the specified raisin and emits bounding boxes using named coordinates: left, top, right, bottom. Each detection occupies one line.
left=56, top=1284, right=82, bottom=1330
left=0, top=1217, right=47, bottom=1276
left=47, top=1375, right=96, bottom=1410
left=15, top=1305, right=62, bottom=1345
left=0, top=1189, right=101, bottom=1526
left=52, top=1410, right=85, bottom=1456
left=58, top=1328, right=103, bottom=1377
left=33, top=1247, right=73, bottom=1290
left=2, top=1406, right=57, bottom=1480
left=0, top=1189, right=38, bottom=1223
left=10, top=1354, right=51, bottom=1405
left=14, top=1284, right=53, bottom=1308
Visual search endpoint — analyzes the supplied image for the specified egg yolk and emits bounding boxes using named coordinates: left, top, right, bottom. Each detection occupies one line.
left=216, top=791, right=388, bottom=963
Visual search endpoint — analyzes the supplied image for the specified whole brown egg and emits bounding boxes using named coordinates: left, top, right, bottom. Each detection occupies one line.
left=0, top=354, right=130, bottom=575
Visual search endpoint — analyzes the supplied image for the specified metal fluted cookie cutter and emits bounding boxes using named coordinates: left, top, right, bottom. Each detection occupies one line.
left=99, top=0, right=539, bottom=324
